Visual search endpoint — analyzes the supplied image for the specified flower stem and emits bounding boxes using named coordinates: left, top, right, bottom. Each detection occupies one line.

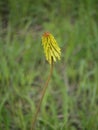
left=31, top=59, right=53, bottom=130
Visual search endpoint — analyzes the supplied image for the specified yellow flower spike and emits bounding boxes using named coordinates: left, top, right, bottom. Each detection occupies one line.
left=42, top=32, right=61, bottom=64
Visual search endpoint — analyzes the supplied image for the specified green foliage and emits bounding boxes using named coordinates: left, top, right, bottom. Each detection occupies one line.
left=0, top=0, right=98, bottom=26
left=0, top=0, right=98, bottom=130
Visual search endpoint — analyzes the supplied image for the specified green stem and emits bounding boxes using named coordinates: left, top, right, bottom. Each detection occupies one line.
left=31, top=59, right=53, bottom=130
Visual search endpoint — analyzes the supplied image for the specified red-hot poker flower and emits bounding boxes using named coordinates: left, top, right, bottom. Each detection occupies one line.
left=42, top=32, right=61, bottom=64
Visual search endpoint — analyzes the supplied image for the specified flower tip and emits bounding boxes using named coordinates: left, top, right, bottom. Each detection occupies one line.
left=43, top=32, right=50, bottom=37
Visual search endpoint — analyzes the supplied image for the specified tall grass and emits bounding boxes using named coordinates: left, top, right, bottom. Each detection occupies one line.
left=0, top=0, right=98, bottom=130
left=0, top=0, right=98, bottom=26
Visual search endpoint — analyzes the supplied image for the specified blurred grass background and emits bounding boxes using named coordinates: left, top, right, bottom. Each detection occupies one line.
left=0, top=0, right=98, bottom=130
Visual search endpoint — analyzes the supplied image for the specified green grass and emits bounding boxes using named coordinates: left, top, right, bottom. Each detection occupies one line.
left=0, top=1, right=98, bottom=130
